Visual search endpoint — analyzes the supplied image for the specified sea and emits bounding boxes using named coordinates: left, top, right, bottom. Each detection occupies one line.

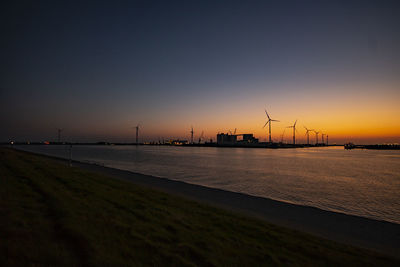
left=17, top=145, right=400, bottom=224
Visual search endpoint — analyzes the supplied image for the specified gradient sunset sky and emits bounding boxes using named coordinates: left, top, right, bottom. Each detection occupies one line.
left=1, top=0, right=399, bottom=144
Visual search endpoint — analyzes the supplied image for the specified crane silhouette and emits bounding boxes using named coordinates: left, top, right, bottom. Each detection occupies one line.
left=198, top=131, right=204, bottom=144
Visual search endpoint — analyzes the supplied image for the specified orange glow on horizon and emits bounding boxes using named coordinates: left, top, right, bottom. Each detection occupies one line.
left=50, top=82, right=399, bottom=145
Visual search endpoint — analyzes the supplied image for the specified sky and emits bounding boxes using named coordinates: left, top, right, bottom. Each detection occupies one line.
left=1, top=0, right=399, bottom=144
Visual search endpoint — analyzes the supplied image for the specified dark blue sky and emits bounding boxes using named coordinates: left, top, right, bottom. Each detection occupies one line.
left=1, top=0, right=399, bottom=142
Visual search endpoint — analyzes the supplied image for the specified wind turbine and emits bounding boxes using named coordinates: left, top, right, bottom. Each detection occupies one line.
left=263, top=109, right=280, bottom=143
left=135, top=123, right=141, bottom=144
left=314, top=130, right=320, bottom=145
left=286, top=120, right=298, bottom=145
left=304, top=126, right=314, bottom=145
left=190, top=126, right=194, bottom=144
left=321, top=133, right=326, bottom=145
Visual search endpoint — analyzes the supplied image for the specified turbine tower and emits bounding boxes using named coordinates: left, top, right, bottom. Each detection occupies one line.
left=321, top=133, right=326, bottom=145
left=263, top=109, right=279, bottom=143
left=326, top=135, right=329, bottom=146
left=135, top=123, right=140, bottom=144
left=287, top=120, right=298, bottom=145
left=314, top=130, right=320, bottom=145
left=190, top=126, right=194, bottom=144
left=304, top=126, right=314, bottom=146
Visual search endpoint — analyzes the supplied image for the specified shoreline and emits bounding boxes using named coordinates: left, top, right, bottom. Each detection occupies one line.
left=11, top=147, right=400, bottom=258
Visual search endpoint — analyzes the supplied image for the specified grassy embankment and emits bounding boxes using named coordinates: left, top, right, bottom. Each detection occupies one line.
left=0, top=147, right=398, bottom=266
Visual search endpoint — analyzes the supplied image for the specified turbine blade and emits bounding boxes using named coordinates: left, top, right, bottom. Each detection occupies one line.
left=265, top=109, right=271, bottom=120
left=294, top=119, right=297, bottom=127
left=262, top=121, right=269, bottom=128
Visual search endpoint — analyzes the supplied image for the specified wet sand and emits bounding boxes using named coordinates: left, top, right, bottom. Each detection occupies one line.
left=70, top=160, right=400, bottom=259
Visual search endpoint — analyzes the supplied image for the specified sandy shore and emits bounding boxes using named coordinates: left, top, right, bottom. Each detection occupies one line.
left=67, top=160, right=400, bottom=259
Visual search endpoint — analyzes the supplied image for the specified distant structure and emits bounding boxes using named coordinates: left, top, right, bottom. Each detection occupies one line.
left=314, top=130, right=320, bottom=145
left=198, top=131, right=204, bottom=144
left=280, top=128, right=286, bottom=143
left=263, top=109, right=279, bottom=143
left=217, top=133, right=237, bottom=145
left=304, top=126, right=314, bottom=145
left=217, top=133, right=258, bottom=145
left=135, top=123, right=141, bottom=144
left=167, top=139, right=188, bottom=145
left=240, top=134, right=258, bottom=143
left=321, top=133, right=326, bottom=145
left=326, top=135, right=329, bottom=146
left=190, top=126, right=194, bottom=144
left=287, top=120, right=298, bottom=145
left=57, top=128, right=63, bottom=143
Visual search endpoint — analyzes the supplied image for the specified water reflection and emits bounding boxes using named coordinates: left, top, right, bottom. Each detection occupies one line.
left=18, top=145, right=400, bottom=224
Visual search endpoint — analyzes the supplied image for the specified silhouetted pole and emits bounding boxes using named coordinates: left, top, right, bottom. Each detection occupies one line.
left=269, top=123, right=272, bottom=143
left=69, top=144, right=72, bottom=167
left=280, top=128, right=286, bottom=143
left=327, top=135, right=329, bottom=146
left=57, top=128, right=62, bottom=143
left=190, top=126, right=194, bottom=144
left=135, top=126, right=139, bottom=144
left=293, top=127, right=295, bottom=145
left=286, top=120, right=297, bottom=145
left=322, top=134, right=325, bottom=145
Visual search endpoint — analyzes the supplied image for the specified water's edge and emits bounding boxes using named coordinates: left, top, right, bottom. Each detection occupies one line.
left=9, top=146, right=400, bottom=259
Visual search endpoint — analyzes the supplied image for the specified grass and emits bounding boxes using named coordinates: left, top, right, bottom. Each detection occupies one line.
left=0, top=147, right=398, bottom=266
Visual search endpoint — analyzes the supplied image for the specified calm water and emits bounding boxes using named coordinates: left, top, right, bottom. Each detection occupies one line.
left=18, top=145, right=400, bottom=224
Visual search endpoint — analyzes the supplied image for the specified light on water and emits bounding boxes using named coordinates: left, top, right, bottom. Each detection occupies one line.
left=19, top=145, right=400, bottom=224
